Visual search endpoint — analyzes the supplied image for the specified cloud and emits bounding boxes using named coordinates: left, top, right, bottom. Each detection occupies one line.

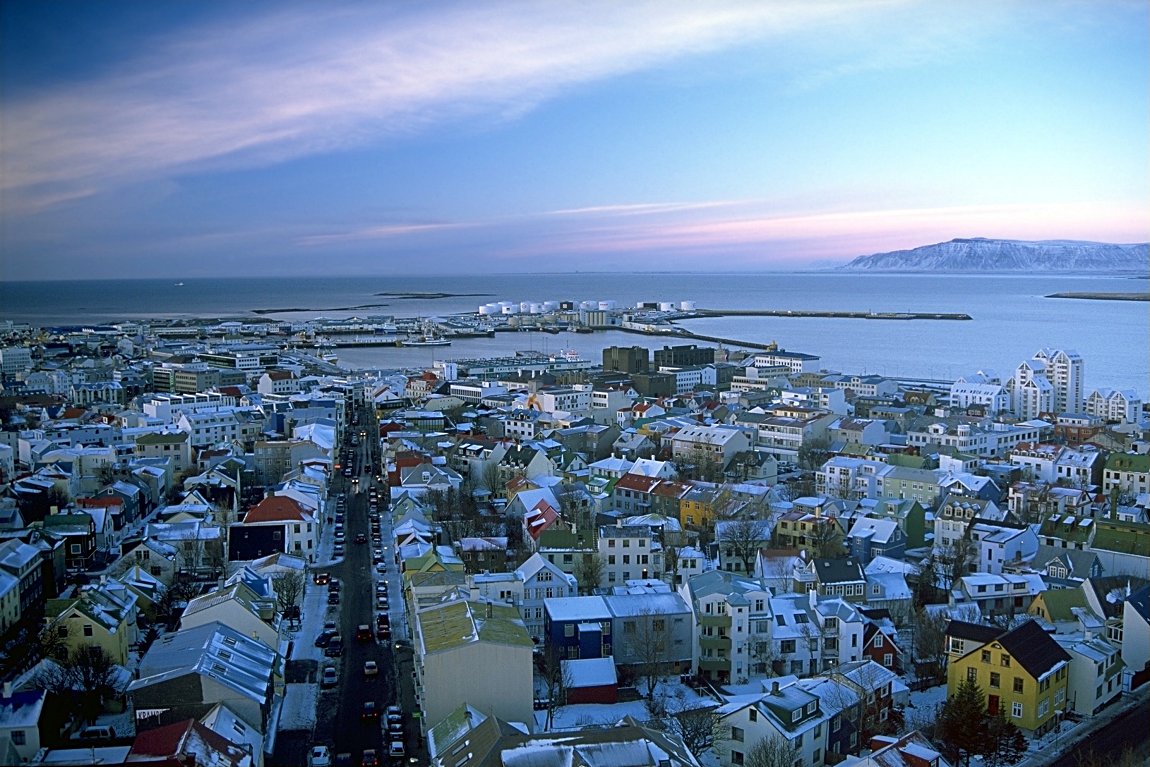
left=1, top=1, right=898, bottom=213
left=297, top=222, right=466, bottom=246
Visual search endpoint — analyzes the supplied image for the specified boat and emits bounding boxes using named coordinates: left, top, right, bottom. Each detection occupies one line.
left=402, top=335, right=451, bottom=347
left=174, top=282, right=185, bottom=287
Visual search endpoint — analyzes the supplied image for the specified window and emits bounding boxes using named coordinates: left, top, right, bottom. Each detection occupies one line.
left=967, top=668, right=978, bottom=684
left=883, top=653, right=893, bottom=667
left=791, top=710, right=801, bottom=723
left=83, top=625, right=94, bottom=637
left=781, top=640, right=796, bottom=653
left=70, top=544, right=81, bottom=554
left=949, top=637, right=963, bottom=653
left=873, top=635, right=884, bottom=648
left=731, top=726, right=744, bottom=742
left=981, top=650, right=991, bottom=664
left=564, top=624, right=574, bottom=637
left=731, top=752, right=744, bottom=766
left=990, top=672, right=1000, bottom=688
left=1000, top=654, right=1011, bottom=667
left=749, top=709, right=758, bottom=722
left=1013, top=677, right=1024, bottom=693
left=11, top=731, right=25, bottom=746
left=1011, top=702, right=1023, bottom=719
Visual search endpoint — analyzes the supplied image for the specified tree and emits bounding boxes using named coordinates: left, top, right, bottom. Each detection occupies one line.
left=34, top=644, right=126, bottom=725
left=272, top=570, right=306, bottom=616
left=910, top=606, right=949, bottom=685
left=936, top=677, right=990, bottom=767
left=718, top=518, right=769, bottom=575
left=798, top=436, right=831, bottom=472
left=983, top=712, right=1027, bottom=767
left=662, top=696, right=718, bottom=758
left=575, top=553, right=605, bottom=595
left=537, top=646, right=573, bottom=731
left=624, top=607, right=671, bottom=700
left=745, top=734, right=800, bottom=767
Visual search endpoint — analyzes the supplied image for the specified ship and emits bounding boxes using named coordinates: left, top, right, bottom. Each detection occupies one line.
left=401, top=335, right=451, bottom=347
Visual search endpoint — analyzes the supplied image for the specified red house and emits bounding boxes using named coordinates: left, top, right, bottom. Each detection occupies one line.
left=562, top=657, right=618, bottom=704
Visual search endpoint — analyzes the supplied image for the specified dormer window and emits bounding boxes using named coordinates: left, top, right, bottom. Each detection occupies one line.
left=792, top=709, right=802, bottom=722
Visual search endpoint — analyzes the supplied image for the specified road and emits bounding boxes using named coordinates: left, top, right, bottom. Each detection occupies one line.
left=1045, top=696, right=1150, bottom=767
left=275, top=404, right=415, bottom=766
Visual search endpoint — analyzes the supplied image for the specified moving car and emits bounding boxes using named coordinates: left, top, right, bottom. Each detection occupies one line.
left=361, top=701, right=379, bottom=721
left=356, top=624, right=373, bottom=641
left=362, top=748, right=379, bottom=766
left=363, top=660, right=378, bottom=677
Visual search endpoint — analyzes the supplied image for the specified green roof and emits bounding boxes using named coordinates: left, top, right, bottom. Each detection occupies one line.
left=1032, top=588, right=1087, bottom=621
left=1105, top=453, right=1150, bottom=473
left=418, top=600, right=532, bottom=654
left=1090, top=520, right=1150, bottom=555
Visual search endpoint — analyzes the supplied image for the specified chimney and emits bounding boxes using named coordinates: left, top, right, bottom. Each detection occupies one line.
left=771, top=681, right=781, bottom=696
left=2, top=682, right=13, bottom=698
left=809, top=588, right=818, bottom=609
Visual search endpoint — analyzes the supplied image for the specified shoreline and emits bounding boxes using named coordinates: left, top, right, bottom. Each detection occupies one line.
left=1045, top=292, right=1149, bottom=302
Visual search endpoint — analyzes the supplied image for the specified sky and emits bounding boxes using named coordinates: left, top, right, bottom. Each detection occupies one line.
left=0, top=0, right=1147, bottom=280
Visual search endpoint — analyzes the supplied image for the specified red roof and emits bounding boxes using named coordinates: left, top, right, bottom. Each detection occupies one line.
left=130, top=718, right=246, bottom=766
left=524, top=499, right=560, bottom=542
left=77, top=497, right=122, bottom=508
left=614, top=474, right=661, bottom=493
left=245, top=495, right=308, bottom=523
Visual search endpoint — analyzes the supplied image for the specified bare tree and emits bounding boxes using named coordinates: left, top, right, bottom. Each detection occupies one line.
left=743, top=734, right=799, bottom=767
left=665, top=702, right=719, bottom=758
left=272, top=570, right=306, bottom=615
left=575, top=553, right=606, bottom=595
left=177, top=538, right=204, bottom=576
left=910, top=606, right=950, bottom=685
left=719, top=518, right=769, bottom=575
left=34, top=644, right=126, bottom=725
left=937, top=538, right=977, bottom=590
left=538, top=647, right=574, bottom=731
left=624, top=607, right=671, bottom=700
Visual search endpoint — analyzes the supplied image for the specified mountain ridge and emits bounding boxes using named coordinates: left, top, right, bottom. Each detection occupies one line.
left=840, top=237, right=1149, bottom=272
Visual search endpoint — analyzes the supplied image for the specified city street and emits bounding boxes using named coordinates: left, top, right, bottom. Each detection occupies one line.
left=274, top=405, right=417, bottom=766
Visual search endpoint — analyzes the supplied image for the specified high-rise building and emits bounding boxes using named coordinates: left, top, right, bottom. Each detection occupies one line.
left=1033, top=348, right=1084, bottom=414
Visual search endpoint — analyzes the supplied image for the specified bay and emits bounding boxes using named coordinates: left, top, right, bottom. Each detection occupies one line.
left=1, top=272, right=1146, bottom=399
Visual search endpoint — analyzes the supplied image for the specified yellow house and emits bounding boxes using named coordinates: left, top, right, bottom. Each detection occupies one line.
left=946, top=619, right=1071, bottom=735
left=45, top=581, right=138, bottom=666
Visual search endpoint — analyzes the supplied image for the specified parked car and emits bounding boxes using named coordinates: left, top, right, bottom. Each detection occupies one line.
left=314, top=629, right=335, bottom=647
left=321, top=666, right=338, bottom=688
left=324, top=636, right=343, bottom=657
left=310, top=745, right=332, bottom=767
left=387, top=741, right=405, bottom=759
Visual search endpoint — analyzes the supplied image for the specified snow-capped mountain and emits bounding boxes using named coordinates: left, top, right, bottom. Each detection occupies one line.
left=840, top=238, right=1149, bottom=272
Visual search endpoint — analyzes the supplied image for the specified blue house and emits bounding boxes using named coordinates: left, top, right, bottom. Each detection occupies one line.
left=543, top=596, right=612, bottom=660
left=846, top=517, right=907, bottom=564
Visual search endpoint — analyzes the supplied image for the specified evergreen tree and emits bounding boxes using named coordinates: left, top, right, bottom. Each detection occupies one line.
left=984, top=712, right=1027, bottom=767
left=936, top=678, right=990, bottom=767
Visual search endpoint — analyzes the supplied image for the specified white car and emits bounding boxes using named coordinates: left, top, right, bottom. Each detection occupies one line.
left=309, top=745, right=332, bottom=767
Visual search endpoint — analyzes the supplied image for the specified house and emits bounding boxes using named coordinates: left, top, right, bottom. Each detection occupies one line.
left=679, top=570, right=773, bottom=683
left=952, top=573, right=1045, bottom=621
left=945, top=619, right=1070, bottom=735
left=412, top=599, right=534, bottom=734
left=544, top=595, right=613, bottom=661
left=968, top=522, right=1038, bottom=575
left=806, top=557, right=867, bottom=604
left=128, top=716, right=253, bottom=767
left=1027, top=544, right=1103, bottom=586
left=598, top=523, right=663, bottom=587
left=1058, top=636, right=1123, bottom=715
left=44, top=579, right=139, bottom=666
left=715, top=678, right=833, bottom=767
left=469, top=553, right=577, bottom=642
left=0, top=539, right=44, bottom=626
left=179, top=581, right=278, bottom=649
left=428, top=709, right=701, bottom=767
left=605, top=592, right=693, bottom=673
left=846, top=518, right=907, bottom=564
left=128, top=621, right=278, bottom=735
left=0, top=687, right=47, bottom=765
left=232, top=494, right=317, bottom=560
left=839, top=731, right=953, bottom=767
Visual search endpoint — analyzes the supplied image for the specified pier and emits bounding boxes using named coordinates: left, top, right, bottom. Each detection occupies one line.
left=693, top=309, right=972, bottom=320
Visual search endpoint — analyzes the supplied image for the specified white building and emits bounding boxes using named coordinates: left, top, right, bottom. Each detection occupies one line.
left=1084, top=387, right=1142, bottom=424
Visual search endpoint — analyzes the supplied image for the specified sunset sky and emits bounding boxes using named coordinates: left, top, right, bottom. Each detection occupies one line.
left=1, top=1, right=1146, bottom=280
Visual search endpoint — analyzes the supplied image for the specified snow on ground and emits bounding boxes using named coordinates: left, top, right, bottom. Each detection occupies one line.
left=535, top=676, right=718, bottom=732
left=904, top=683, right=948, bottom=730
left=280, top=683, right=319, bottom=730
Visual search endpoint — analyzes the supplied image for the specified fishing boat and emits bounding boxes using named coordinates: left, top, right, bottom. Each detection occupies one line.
left=401, top=335, right=451, bottom=347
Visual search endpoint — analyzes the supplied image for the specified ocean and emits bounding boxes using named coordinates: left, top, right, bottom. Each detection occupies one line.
left=1, top=272, right=1146, bottom=398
